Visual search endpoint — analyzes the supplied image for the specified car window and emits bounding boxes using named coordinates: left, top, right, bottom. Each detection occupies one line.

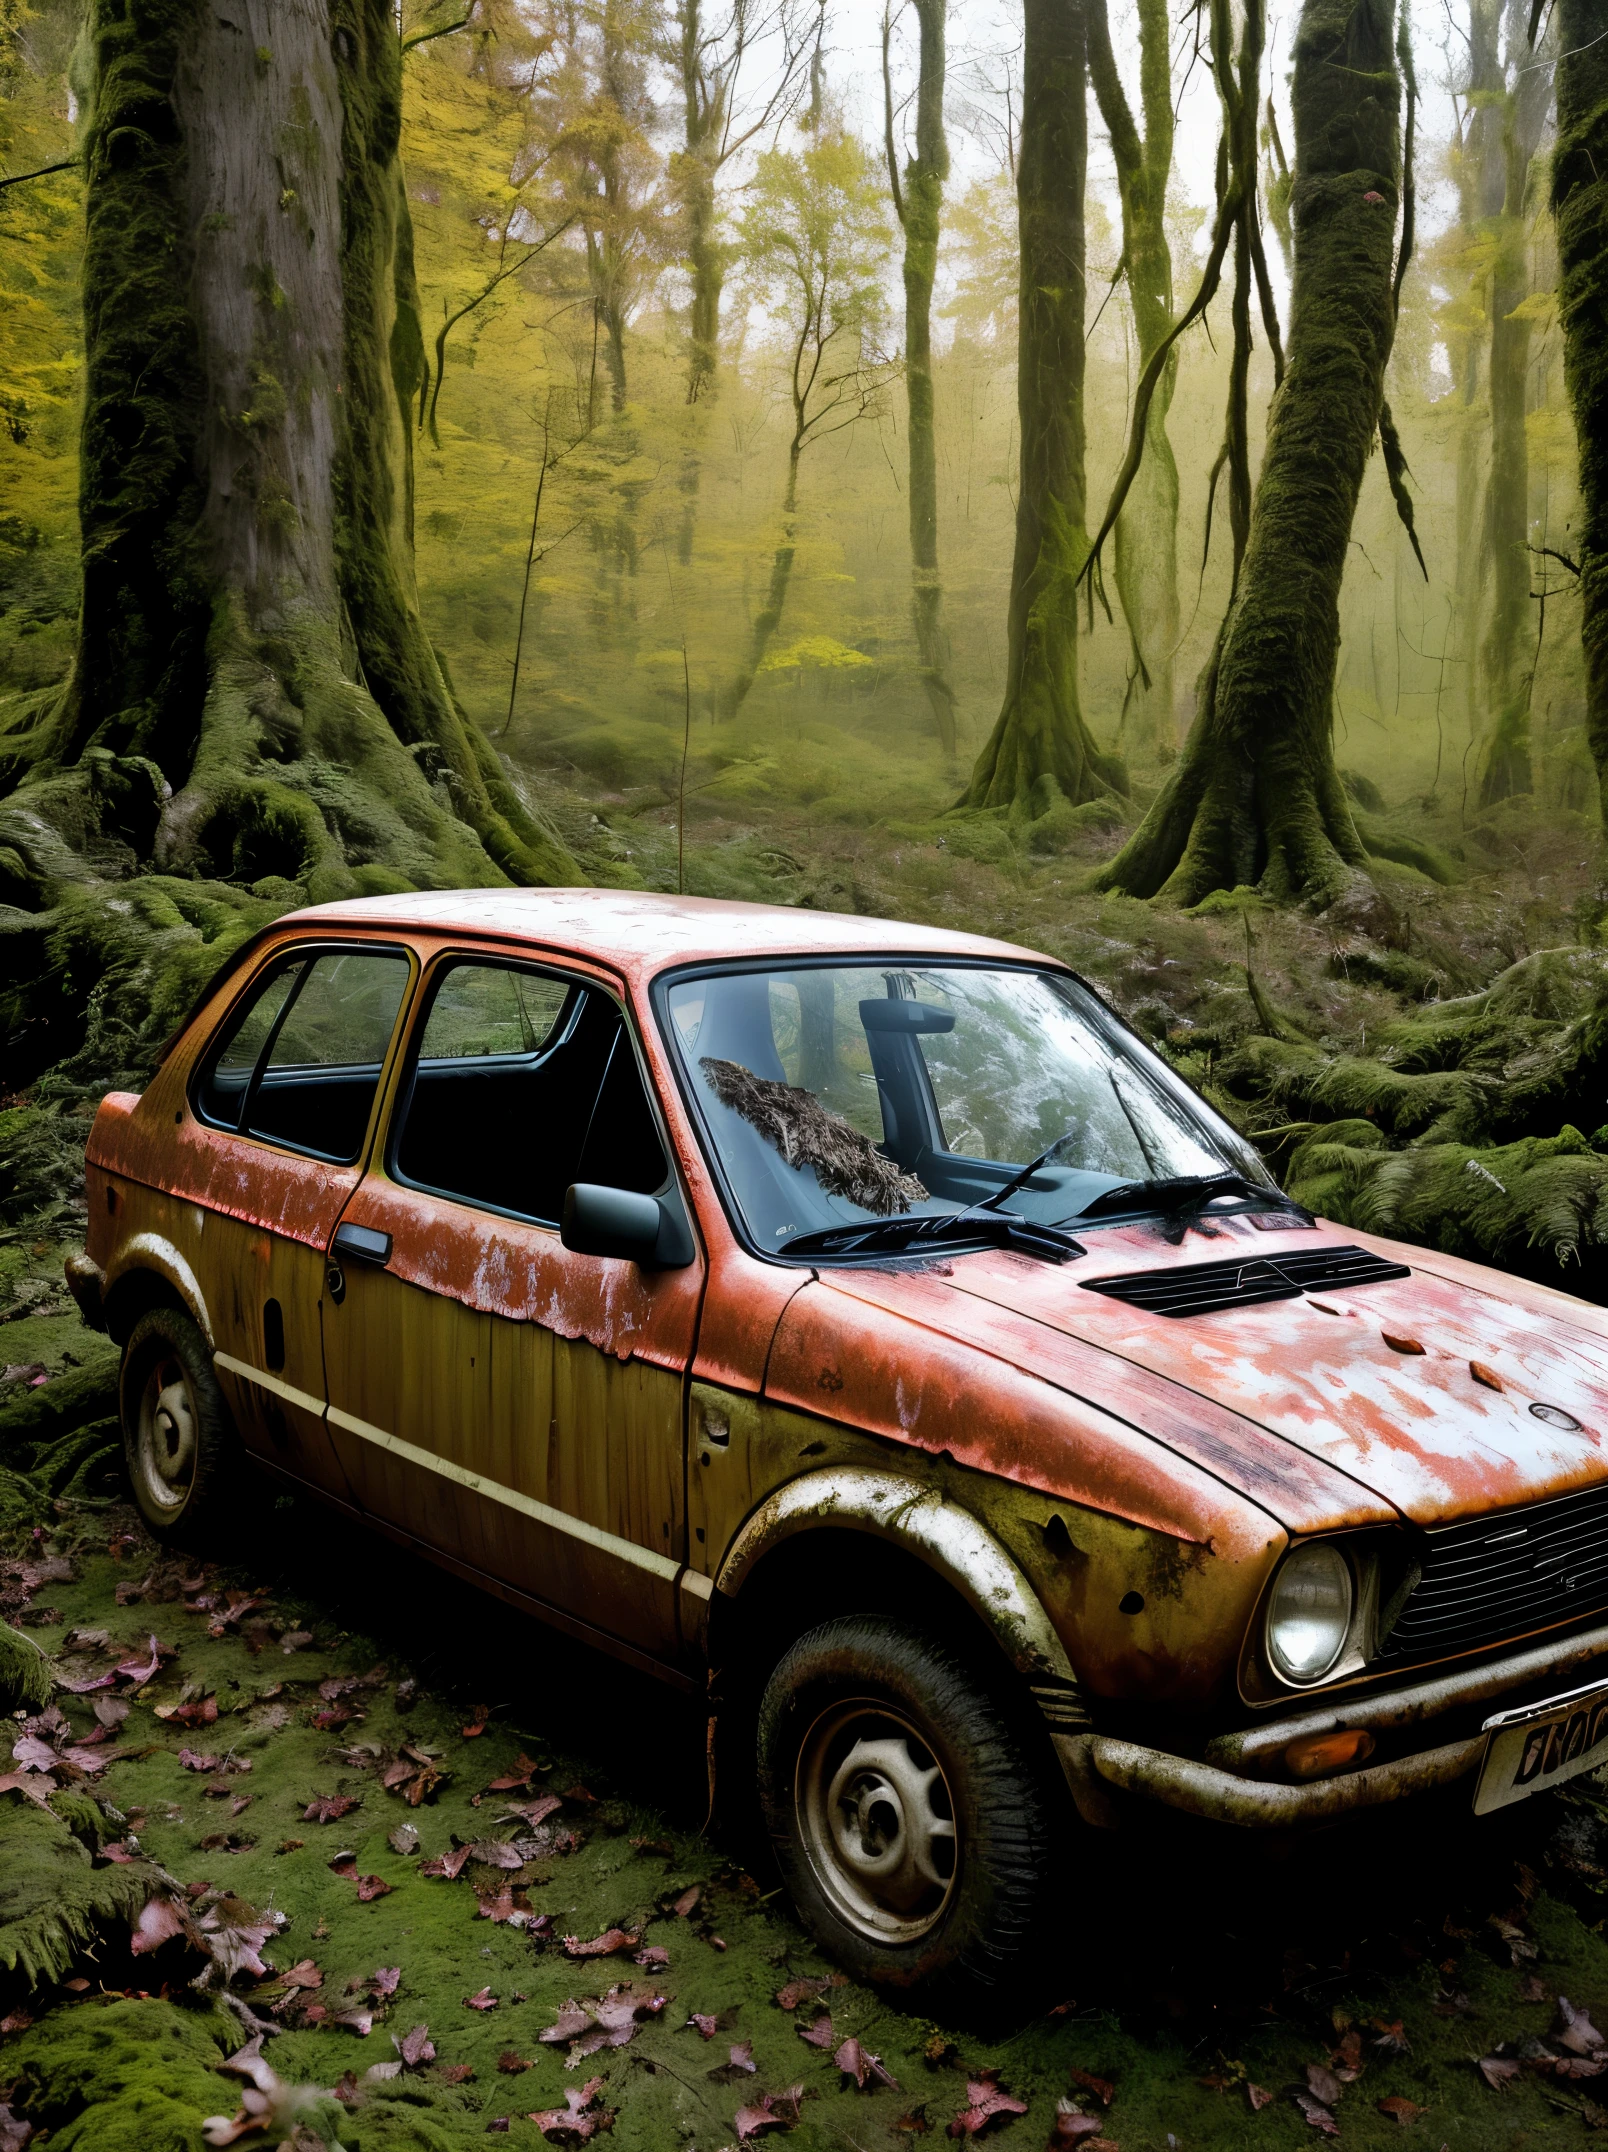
left=194, top=947, right=411, bottom=1163
left=392, top=957, right=668, bottom=1226
left=663, top=961, right=1261, bottom=1251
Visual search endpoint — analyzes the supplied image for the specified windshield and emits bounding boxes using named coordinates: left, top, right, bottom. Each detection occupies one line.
left=661, top=962, right=1271, bottom=1255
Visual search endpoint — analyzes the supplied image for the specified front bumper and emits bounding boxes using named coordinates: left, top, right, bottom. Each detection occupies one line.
left=1056, top=1615, right=1608, bottom=1828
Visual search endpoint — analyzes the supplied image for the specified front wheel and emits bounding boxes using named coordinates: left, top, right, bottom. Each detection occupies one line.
left=119, top=1305, right=237, bottom=1540
left=755, top=1614, right=1061, bottom=2014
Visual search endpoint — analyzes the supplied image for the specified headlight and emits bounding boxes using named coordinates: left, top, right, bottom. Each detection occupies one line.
left=1265, top=1542, right=1353, bottom=1684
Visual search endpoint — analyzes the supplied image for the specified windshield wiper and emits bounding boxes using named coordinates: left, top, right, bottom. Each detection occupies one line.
left=778, top=1211, right=1085, bottom=1263
left=1073, top=1172, right=1309, bottom=1242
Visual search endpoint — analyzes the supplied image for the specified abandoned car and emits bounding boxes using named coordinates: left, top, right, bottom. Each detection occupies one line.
left=66, top=890, right=1608, bottom=2004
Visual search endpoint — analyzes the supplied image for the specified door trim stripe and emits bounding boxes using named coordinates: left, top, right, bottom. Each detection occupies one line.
left=214, top=1351, right=325, bottom=1421
left=218, top=1351, right=685, bottom=1584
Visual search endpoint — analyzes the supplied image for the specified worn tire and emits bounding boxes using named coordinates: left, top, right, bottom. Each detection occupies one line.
left=119, top=1306, right=237, bottom=1541
left=755, top=1614, right=1059, bottom=2014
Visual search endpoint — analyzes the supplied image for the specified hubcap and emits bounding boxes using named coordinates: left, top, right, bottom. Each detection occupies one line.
left=796, top=1701, right=958, bottom=1944
left=133, top=1355, right=198, bottom=1516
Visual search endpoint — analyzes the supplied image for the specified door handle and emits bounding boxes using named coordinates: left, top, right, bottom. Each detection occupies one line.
left=333, top=1222, right=392, bottom=1266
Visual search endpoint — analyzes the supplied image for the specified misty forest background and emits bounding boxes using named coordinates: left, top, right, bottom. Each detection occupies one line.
left=5, top=0, right=1608, bottom=1290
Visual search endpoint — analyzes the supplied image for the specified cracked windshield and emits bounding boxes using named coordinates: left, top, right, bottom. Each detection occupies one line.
left=666, top=964, right=1259, bottom=1248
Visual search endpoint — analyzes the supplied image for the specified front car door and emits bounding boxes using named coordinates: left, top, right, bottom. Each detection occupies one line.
left=319, top=944, right=703, bottom=1668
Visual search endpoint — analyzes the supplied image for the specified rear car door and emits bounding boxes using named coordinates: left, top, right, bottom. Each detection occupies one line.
left=318, top=948, right=702, bottom=1665
left=185, top=939, right=414, bottom=1499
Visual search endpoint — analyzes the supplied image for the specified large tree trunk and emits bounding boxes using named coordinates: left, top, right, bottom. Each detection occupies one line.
left=1475, top=8, right=1552, bottom=808
left=1095, top=0, right=1399, bottom=905
left=0, top=0, right=575, bottom=932
left=1554, top=0, right=1608, bottom=826
left=957, top=0, right=1124, bottom=817
left=889, top=0, right=958, bottom=762
left=1087, top=0, right=1179, bottom=765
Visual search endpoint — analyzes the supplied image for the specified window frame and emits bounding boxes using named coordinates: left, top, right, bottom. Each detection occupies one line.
left=650, top=952, right=1269, bottom=1267
left=384, top=948, right=680, bottom=1233
left=188, top=938, right=418, bottom=1167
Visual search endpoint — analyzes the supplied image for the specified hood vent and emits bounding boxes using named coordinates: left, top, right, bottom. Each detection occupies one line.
left=1080, top=1243, right=1411, bottom=1319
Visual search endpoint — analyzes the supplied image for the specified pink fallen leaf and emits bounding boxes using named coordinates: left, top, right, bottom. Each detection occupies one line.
left=834, top=2037, right=897, bottom=2091
left=1557, top=1998, right=1608, bottom=2057
left=303, top=1793, right=359, bottom=1824
left=1294, top=2095, right=1340, bottom=2136
left=421, top=1845, right=474, bottom=1880
left=540, top=2001, right=595, bottom=2047
left=1306, top=2064, right=1345, bottom=2107
left=689, top=2013, right=720, bottom=2040
left=278, top=1959, right=323, bottom=1991
left=11, top=1735, right=57, bottom=1773
left=736, top=2084, right=808, bottom=2140
left=774, top=1974, right=843, bottom=2011
left=178, top=1748, right=222, bottom=1773
left=949, top=2076, right=1028, bottom=2138
left=1377, top=2097, right=1424, bottom=2125
left=394, top=2024, right=435, bottom=2067
left=673, top=1884, right=702, bottom=1917
left=465, top=1987, right=499, bottom=2011
left=797, top=2014, right=835, bottom=2050
left=331, top=2008, right=374, bottom=2037
left=526, top=2075, right=616, bottom=2144
left=1049, top=2108, right=1105, bottom=2149
left=113, top=1637, right=163, bottom=1684
left=633, top=1944, right=670, bottom=1969
left=355, top=1874, right=393, bottom=1902
left=130, top=1894, right=188, bottom=1956
left=468, top=1839, right=523, bottom=1869
left=1478, top=2057, right=1520, bottom=2091
left=372, top=1967, right=401, bottom=1997
left=435, top=2062, right=475, bottom=2084
left=501, top=1794, right=563, bottom=1828
left=1247, top=2085, right=1274, bottom=2111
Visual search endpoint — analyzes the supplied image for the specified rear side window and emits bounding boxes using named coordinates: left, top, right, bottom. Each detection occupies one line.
left=194, top=947, right=411, bottom=1163
left=392, top=957, right=667, bottom=1225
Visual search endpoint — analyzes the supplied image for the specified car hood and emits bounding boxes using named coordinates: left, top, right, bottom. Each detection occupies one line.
left=772, top=1217, right=1608, bottom=1533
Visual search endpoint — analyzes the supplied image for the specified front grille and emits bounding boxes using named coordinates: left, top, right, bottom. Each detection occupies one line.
left=1079, top=1243, right=1411, bottom=1319
left=1383, top=1478, right=1608, bottom=1661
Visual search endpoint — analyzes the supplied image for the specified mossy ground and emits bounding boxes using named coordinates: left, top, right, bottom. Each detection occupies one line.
left=2, top=1287, right=1608, bottom=2148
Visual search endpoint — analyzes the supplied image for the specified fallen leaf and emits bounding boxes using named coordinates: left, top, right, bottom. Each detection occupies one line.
left=1558, top=1998, right=1608, bottom=2057
left=461, top=1704, right=492, bottom=1736
left=1306, top=2064, right=1345, bottom=2107
left=468, top=1839, right=523, bottom=1869
left=735, top=2084, right=808, bottom=2140
left=1478, top=2057, right=1520, bottom=2091
left=540, top=2002, right=595, bottom=2047
left=1377, top=2097, right=1423, bottom=2125
left=1469, top=1361, right=1504, bottom=1392
left=1293, top=2094, right=1339, bottom=2136
left=394, top=2024, right=436, bottom=2068
left=388, top=1823, right=419, bottom=1856
left=949, top=2075, right=1028, bottom=2138
left=1049, top=2108, right=1105, bottom=2149
left=278, top=1959, right=323, bottom=1991
left=435, top=2062, right=475, bottom=2084
left=477, top=1885, right=533, bottom=1925
left=633, top=1944, right=670, bottom=1970
left=834, top=2036, right=896, bottom=2091
left=114, top=1637, right=163, bottom=1684
left=331, top=2008, right=374, bottom=2037
left=1370, top=2020, right=1410, bottom=2055
left=130, top=1894, right=188, bottom=1956
left=1381, top=1333, right=1425, bottom=1355
left=673, top=1884, right=702, bottom=1917
left=280, top=1631, right=314, bottom=1653
left=562, top=1926, right=641, bottom=1959
left=355, top=1874, right=393, bottom=1902
left=372, top=1967, right=401, bottom=1996
left=499, top=2051, right=532, bottom=2074
left=0, top=2011, right=34, bottom=2035
left=502, top=1794, right=564, bottom=1830
left=690, top=2013, right=721, bottom=2039
left=422, top=1845, right=474, bottom=1880
left=1247, top=2086, right=1274, bottom=2111
left=488, top=1753, right=545, bottom=1791
left=797, top=2013, right=835, bottom=2050
left=1520, top=1974, right=1550, bottom=2002
left=526, top=2075, right=616, bottom=2144
left=154, top=1695, right=219, bottom=1728
left=1069, top=2069, right=1114, bottom=2108
left=465, top=1987, right=499, bottom=2011
left=711, top=2039, right=760, bottom=2082
left=775, top=1974, right=843, bottom=2011
left=178, top=1748, right=223, bottom=1773
left=303, top=1793, right=359, bottom=1824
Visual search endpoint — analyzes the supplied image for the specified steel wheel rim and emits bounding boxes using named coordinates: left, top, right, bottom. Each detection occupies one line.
left=795, top=1698, right=958, bottom=1945
left=133, top=1353, right=198, bottom=1517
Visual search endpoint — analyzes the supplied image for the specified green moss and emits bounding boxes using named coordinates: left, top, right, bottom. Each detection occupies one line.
left=6, top=1997, right=243, bottom=2150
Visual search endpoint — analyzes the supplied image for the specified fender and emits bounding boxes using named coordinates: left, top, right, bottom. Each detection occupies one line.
left=714, top=1466, right=1083, bottom=1702
left=103, top=1233, right=215, bottom=1346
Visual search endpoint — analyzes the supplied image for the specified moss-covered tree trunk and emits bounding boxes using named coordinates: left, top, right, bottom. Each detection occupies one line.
left=1555, top=0, right=1608, bottom=826
left=1087, top=0, right=1179, bottom=765
left=0, top=0, right=575, bottom=938
left=1094, top=0, right=1399, bottom=906
left=1475, top=25, right=1552, bottom=807
left=957, top=0, right=1124, bottom=817
left=887, top=0, right=958, bottom=762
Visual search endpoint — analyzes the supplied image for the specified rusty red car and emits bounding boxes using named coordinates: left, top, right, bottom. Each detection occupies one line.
left=65, top=889, right=1608, bottom=2009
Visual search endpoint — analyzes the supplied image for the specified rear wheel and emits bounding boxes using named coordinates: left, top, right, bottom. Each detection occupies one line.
left=756, top=1613, right=1060, bottom=2013
left=119, top=1306, right=237, bottom=1539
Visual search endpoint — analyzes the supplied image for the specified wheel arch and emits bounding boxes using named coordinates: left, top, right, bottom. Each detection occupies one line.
left=103, top=1237, right=213, bottom=1347
left=709, top=1468, right=1084, bottom=1716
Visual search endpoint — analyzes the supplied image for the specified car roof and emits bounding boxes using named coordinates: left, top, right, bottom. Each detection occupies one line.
left=273, top=888, right=1059, bottom=987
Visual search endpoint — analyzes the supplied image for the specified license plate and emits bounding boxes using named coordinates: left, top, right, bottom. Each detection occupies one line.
left=1474, top=1675, right=1608, bottom=1815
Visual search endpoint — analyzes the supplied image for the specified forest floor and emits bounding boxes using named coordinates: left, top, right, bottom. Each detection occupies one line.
left=5, top=1291, right=1608, bottom=2150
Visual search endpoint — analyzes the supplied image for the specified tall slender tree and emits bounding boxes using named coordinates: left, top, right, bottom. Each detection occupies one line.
left=883, top=0, right=959, bottom=761
left=957, top=0, right=1125, bottom=818
left=1096, top=0, right=1402, bottom=905
left=1086, top=0, right=1180, bottom=763
left=1553, top=0, right=1608, bottom=824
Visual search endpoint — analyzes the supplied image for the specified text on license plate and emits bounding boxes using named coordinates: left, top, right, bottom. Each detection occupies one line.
left=1475, top=1675, right=1608, bottom=1816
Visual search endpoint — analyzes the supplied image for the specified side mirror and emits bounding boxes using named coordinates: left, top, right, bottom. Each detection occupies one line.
left=561, top=1184, right=695, bottom=1269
